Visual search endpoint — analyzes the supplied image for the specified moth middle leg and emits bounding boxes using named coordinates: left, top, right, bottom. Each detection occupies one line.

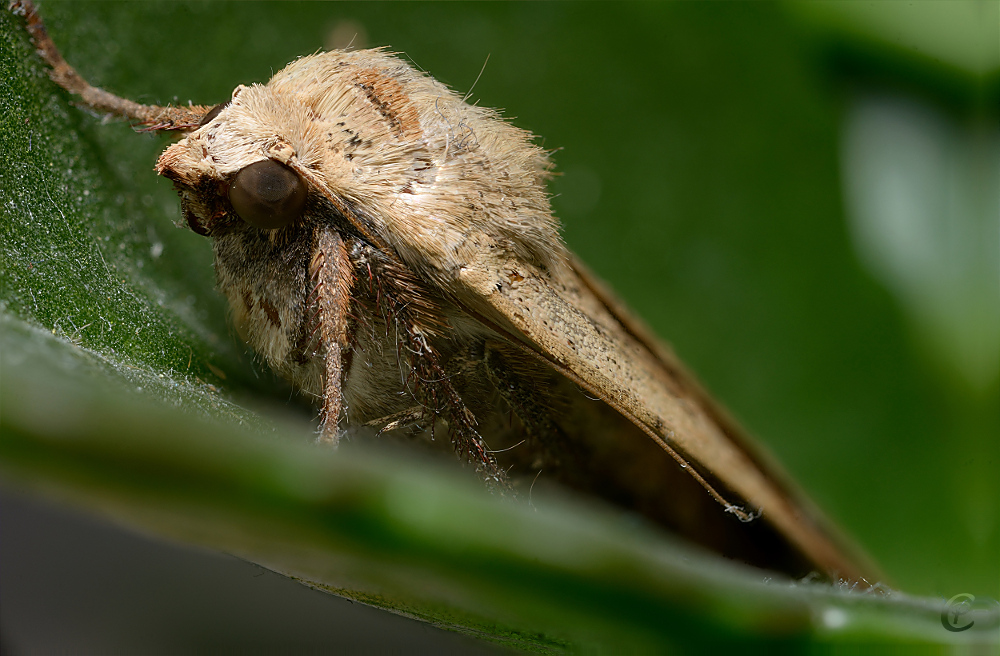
left=478, top=341, right=591, bottom=488
left=399, top=330, right=505, bottom=485
left=350, top=243, right=504, bottom=484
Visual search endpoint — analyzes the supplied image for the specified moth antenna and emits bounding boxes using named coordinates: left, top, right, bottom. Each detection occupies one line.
left=11, top=0, right=211, bottom=131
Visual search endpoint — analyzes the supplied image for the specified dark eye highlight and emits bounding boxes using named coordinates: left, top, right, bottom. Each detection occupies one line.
left=198, top=100, right=231, bottom=127
left=228, top=159, right=308, bottom=230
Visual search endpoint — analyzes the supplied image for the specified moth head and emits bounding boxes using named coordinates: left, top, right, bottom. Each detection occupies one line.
left=154, top=50, right=564, bottom=271
left=155, top=50, right=471, bottom=250
left=155, top=79, right=340, bottom=238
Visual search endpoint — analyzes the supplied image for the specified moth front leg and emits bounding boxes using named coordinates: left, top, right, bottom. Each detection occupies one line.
left=310, top=226, right=354, bottom=445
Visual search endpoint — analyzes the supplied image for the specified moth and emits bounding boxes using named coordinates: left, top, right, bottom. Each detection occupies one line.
left=14, top=1, right=874, bottom=582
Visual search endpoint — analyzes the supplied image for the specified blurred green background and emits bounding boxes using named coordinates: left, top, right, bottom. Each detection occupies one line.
left=2, top=0, right=997, bottom=650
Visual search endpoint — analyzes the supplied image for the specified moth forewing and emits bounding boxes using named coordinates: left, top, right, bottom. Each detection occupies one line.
left=14, top=0, right=875, bottom=584
left=451, top=246, right=868, bottom=580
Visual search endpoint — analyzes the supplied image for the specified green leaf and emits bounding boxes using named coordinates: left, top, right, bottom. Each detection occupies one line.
left=2, top=3, right=996, bottom=652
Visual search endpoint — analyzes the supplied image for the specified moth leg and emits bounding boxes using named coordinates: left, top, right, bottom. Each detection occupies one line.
left=310, top=227, right=354, bottom=445
left=411, top=338, right=504, bottom=484
left=355, top=243, right=504, bottom=483
left=481, top=341, right=586, bottom=476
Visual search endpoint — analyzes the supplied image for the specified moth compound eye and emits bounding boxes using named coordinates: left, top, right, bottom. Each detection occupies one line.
left=198, top=100, right=231, bottom=127
left=228, top=159, right=307, bottom=230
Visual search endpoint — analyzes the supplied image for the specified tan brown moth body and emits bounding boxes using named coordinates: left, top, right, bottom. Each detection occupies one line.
left=13, top=1, right=876, bottom=582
